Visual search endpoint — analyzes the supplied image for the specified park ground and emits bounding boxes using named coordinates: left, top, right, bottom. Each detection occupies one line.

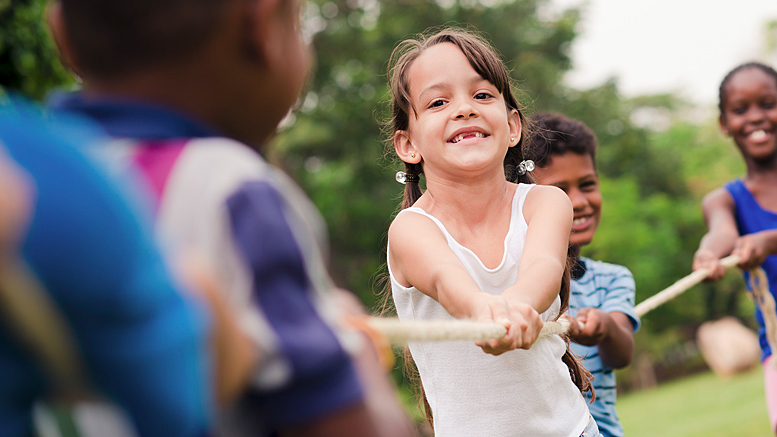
left=620, top=367, right=770, bottom=436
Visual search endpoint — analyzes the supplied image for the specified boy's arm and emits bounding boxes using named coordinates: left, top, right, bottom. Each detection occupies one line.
left=0, top=149, right=32, bottom=259
left=389, top=211, right=539, bottom=355
left=693, top=188, right=739, bottom=280
left=227, top=182, right=415, bottom=437
left=178, top=258, right=258, bottom=405
left=565, top=264, right=638, bottom=369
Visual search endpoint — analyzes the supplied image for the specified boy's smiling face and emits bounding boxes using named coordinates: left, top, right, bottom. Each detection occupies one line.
left=532, top=152, right=602, bottom=247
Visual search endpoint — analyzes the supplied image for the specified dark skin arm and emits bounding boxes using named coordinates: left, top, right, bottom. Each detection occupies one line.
left=693, top=187, right=777, bottom=277
left=564, top=309, right=635, bottom=369
left=282, top=337, right=417, bottom=437
left=732, top=229, right=777, bottom=270
left=693, top=188, right=739, bottom=280
left=283, top=289, right=417, bottom=437
left=0, top=151, right=32, bottom=261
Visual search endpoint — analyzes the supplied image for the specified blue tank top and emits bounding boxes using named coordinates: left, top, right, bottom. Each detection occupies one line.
left=725, top=179, right=777, bottom=361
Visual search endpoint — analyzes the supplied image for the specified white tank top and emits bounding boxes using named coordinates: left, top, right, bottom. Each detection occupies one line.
left=389, top=183, right=590, bottom=436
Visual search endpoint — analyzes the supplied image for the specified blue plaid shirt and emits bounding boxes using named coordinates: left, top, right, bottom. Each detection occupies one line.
left=570, top=257, right=640, bottom=437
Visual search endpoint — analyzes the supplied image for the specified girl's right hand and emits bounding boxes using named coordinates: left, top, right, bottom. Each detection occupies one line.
left=473, top=295, right=543, bottom=355
left=692, top=249, right=727, bottom=281
left=732, top=232, right=777, bottom=271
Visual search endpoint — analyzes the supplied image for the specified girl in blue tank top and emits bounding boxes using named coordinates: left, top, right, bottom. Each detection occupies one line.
left=693, top=62, right=777, bottom=433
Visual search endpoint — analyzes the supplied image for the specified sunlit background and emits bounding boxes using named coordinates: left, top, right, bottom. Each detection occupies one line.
left=2, top=1, right=777, bottom=435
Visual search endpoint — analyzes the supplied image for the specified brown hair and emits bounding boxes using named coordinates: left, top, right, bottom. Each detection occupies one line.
left=387, top=28, right=534, bottom=209
left=383, top=28, right=593, bottom=426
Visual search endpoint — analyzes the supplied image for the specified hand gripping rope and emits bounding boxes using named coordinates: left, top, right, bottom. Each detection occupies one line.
left=355, top=254, right=776, bottom=356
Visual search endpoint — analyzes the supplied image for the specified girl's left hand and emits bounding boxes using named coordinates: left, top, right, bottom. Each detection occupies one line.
left=475, top=296, right=543, bottom=355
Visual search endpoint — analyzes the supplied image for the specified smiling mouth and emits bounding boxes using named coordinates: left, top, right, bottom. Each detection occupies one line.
left=572, top=216, right=590, bottom=227
left=449, top=132, right=489, bottom=143
left=750, top=130, right=768, bottom=141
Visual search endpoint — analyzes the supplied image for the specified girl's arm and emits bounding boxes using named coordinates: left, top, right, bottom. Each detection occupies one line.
left=693, top=188, right=739, bottom=280
left=389, top=212, right=486, bottom=318
left=389, top=212, right=538, bottom=355
left=502, top=185, right=573, bottom=314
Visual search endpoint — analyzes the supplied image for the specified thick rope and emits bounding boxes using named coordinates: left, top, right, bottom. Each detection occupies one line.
left=362, top=316, right=570, bottom=345
left=361, top=254, right=776, bottom=348
left=633, top=255, right=741, bottom=318
left=748, top=267, right=777, bottom=367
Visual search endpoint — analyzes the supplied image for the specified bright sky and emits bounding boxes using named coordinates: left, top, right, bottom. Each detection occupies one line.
left=553, top=0, right=777, bottom=106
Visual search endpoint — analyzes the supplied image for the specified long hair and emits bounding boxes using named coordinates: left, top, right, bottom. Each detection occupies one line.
left=381, top=28, right=593, bottom=427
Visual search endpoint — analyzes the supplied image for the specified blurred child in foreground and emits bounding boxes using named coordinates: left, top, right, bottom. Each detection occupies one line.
left=0, top=107, right=222, bottom=437
left=46, top=0, right=414, bottom=435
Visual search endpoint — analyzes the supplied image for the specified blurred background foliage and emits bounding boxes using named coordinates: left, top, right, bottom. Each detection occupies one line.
left=0, top=0, right=759, bottom=394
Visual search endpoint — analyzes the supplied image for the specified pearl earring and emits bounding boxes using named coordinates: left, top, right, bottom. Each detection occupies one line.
left=510, top=136, right=515, bottom=143
left=411, top=153, right=416, bottom=158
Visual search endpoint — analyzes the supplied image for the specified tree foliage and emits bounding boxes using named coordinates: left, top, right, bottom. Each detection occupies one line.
left=1, top=0, right=758, bottom=392
left=273, top=0, right=583, bottom=307
left=0, top=0, right=73, bottom=100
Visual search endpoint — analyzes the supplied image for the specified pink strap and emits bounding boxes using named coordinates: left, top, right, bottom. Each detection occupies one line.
left=132, top=140, right=187, bottom=211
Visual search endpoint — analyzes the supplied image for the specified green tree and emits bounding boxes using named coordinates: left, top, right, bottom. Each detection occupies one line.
left=273, top=0, right=583, bottom=307
left=0, top=0, right=74, bottom=100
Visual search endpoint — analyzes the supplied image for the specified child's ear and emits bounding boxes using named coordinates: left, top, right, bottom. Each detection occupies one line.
left=245, top=0, right=284, bottom=64
left=46, top=2, right=83, bottom=78
left=718, top=115, right=731, bottom=137
left=508, top=109, right=521, bottom=147
left=394, top=131, right=421, bottom=164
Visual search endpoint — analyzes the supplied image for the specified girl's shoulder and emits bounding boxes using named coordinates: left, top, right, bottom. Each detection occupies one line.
left=388, top=206, right=447, bottom=246
left=522, top=184, right=573, bottom=220
left=701, top=185, right=736, bottom=213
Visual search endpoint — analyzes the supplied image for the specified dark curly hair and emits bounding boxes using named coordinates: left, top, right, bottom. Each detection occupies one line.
left=59, top=0, right=231, bottom=78
left=524, top=112, right=598, bottom=169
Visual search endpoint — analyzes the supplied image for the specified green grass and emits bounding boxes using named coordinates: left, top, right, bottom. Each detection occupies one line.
left=619, top=368, right=771, bottom=437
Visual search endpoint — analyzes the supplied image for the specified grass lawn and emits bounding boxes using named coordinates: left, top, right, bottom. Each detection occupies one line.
left=619, top=368, right=771, bottom=437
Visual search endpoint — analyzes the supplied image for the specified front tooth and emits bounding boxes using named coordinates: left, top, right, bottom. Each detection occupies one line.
left=752, top=130, right=767, bottom=140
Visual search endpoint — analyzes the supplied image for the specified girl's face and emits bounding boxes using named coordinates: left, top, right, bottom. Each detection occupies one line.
left=394, top=43, right=520, bottom=180
left=532, top=152, right=601, bottom=247
left=720, top=68, right=777, bottom=162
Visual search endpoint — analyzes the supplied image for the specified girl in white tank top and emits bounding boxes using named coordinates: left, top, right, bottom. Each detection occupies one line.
left=383, top=29, right=595, bottom=436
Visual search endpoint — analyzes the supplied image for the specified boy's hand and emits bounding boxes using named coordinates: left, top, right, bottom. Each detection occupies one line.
left=693, top=249, right=727, bottom=281
left=473, top=295, right=542, bottom=355
left=564, top=308, right=607, bottom=346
